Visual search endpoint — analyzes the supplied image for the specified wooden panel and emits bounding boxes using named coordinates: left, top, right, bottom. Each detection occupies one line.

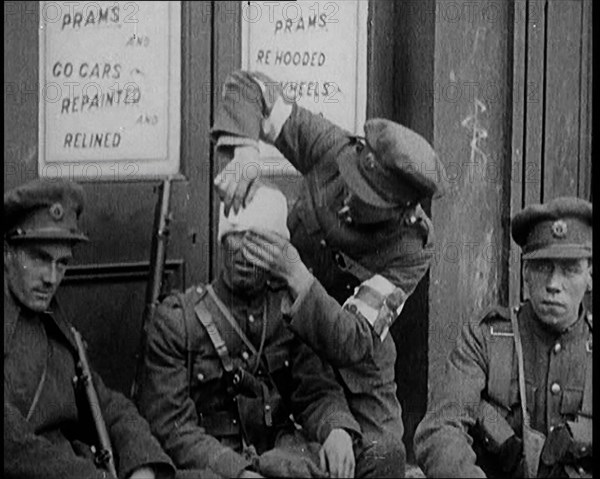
left=429, top=0, right=512, bottom=393
left=180, top=1, right=214, bottom=285
left=543, top=0, right=582, bottom=200
left=523, top=0, right=546, bottom=206
left=577, top=0, right=592, bottom=201
left=4, top=1, right=39, bottom=189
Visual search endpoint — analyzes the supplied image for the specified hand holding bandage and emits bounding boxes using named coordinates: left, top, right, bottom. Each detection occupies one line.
left=343, top=275, right=407, bottom=342
left=242, top=228, right=314, bottom=298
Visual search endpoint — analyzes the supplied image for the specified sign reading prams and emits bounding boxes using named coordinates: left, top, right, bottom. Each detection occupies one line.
left=241, top=0, right=368, bottom=171
left=39, top=1, right=181, bottom=180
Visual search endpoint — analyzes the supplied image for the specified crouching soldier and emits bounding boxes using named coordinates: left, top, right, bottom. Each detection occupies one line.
left=137, top=185, right=370, bottom=478
left=414, top=197, right=593, bottom=478
left=4, top=179, right=176, bottom=479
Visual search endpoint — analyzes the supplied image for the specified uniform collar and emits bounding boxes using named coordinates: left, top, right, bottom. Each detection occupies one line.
left=521, top=300, right=590, bottom=345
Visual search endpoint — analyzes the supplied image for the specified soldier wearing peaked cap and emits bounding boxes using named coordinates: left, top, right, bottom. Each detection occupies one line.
left=4, top=179, right=180, bottom=479
left=211, top=70, right=447, bottom=477
left=414, top=197, right=593, bottom=478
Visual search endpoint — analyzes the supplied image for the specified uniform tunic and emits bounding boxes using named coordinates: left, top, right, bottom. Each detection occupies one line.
left=137, top=276, right=361, bottom=479
left=4, top=289, right=175, bottom=479
left=414, top=301, right=592, bottom=478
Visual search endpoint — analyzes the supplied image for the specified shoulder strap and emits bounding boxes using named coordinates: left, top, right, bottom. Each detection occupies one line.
left=193, top=299, right=235, bottom=374
left=205, top=284, right=258, bottom=357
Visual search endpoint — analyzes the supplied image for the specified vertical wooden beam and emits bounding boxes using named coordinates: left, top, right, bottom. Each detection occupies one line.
left=509, top=0, right=527, bottom=306
left=543, top=0, right=582, bottom=199
left=523, top=0, right=546, bottom=206
left=181, top=1, right=214, bottom=286
left=578, top=0, right=592, bottom=201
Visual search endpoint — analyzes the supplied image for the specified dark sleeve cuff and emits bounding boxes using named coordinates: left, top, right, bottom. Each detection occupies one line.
left=316, top=410, right=361, bottom=444
left=280, top=277, right=315, bottom=322
left=211, top=71, right=265, bottom=142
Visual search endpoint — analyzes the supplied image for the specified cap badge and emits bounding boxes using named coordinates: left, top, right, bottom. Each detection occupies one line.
left=49, top=202, right=64, bottom=221
left=551, top=220, right=567, bottom=238
left=365, top=154, right=376, bottom=170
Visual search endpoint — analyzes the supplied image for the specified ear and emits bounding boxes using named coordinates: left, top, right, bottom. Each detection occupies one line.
left=586, top=261, right=592, bottom=292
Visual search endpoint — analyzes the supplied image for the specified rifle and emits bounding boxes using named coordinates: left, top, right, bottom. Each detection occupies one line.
left=72, top=327, right=118, bottom=478
left=131, top=177, right=173, bottom=400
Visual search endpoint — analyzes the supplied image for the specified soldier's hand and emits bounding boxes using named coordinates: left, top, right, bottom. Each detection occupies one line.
left=320, top=429, right=355, bottom=478
left=242, top=228, right=313, bottom=299
left=258, top=448, right=328, bottom=478
left=214, top=145, right=261, bottom=216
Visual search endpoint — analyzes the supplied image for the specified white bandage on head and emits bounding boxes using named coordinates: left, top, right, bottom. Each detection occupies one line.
left=218, top=185, right=290, bottom=242
left=342, top=274, right=407, bottom=342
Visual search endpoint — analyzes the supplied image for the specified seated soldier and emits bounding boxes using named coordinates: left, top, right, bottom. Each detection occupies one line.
left=414, top=197, right=593, bottom=478
left=4, top=179, right=176, bottom=479
left=137, top=185, right=388, bottom=478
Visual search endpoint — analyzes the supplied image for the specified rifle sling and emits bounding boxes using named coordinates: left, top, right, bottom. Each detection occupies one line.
left=26, top=329, right=50, bottom=422
left=580, top=327, right=592, bottom=418
left=510, top=309, right=529, bottom=431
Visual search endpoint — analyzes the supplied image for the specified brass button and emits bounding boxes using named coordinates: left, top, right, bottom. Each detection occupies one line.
left=408, top=215, right=417, bottom=224
left=232, top=419, right=237, bottom=425
left=265, top=405, right=271, bottom=411
left=320, top=239, right=327, bottom=248
left=241, top=351, right=250, bottom=361
left=197, top=373, right=205, bottom=381
left=248, top=314, right=255, bottom=324
left=346, top=284, right=352, bottom=290
left=550, top=382, right=561, bottom=395
left=284, top=360, right=290, bottom=367
left=553, top=342, right=562, bottom=354
left=580, top=446, right=587, bottom=454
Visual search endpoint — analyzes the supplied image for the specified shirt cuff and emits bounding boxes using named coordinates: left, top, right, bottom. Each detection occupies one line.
left=317, top=410, right=362, bottom=444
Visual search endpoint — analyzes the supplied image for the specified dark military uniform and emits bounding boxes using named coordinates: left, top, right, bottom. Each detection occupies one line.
left=414, top=302, right=592, bottom=477
left=4, top=292, right=175, bottom=479
left=4, top=178, right=174, bottom=479
left=137, top=276, right=362, bottom=478
left=212, top=71, right=443, bottom=476
left=415, top=197, right=593, bottom=478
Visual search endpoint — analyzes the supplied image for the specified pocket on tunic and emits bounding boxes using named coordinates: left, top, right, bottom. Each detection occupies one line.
left=560, top=388, right=583, bottom=416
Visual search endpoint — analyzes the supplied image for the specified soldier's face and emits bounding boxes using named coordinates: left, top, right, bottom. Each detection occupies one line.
left=4, top=241, right=73, bottom=313
left=524, top=258, right=592, bottom=332
left=221, top=232, right=268, bottom=292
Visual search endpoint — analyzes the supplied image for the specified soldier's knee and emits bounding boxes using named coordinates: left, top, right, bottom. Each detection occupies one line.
left=355, top=432, right=406, bottom=478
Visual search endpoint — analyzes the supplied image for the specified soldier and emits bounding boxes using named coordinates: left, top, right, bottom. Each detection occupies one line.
left=137, top=184, right=392, bottom=478
left=414, top=196, right=593, bottom=478
left=211, top=70, right=446, bottom=476
left=4, top=179, right=176, bottom=479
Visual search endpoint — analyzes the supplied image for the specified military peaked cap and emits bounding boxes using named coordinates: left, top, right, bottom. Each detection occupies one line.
left=4, top=179, right=89, bottom=243
left=511, top=196, right=592, bottom=259
left=337, top=119, right=446, bottom=209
